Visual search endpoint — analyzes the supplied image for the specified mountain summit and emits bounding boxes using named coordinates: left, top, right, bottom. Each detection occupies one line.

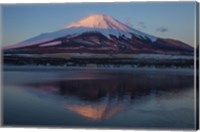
left=66, top=14, right=132, bottom=31
left=65, top=14, right=156, bottom=42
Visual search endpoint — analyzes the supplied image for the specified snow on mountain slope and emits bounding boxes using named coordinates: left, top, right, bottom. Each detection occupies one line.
left=66, top=14, right=157, bottom=42
left=39, top=41, right=61, bottom=47
left=66, top=14, right=132, bottom=31
left=6, top=14, right=157, bottom=49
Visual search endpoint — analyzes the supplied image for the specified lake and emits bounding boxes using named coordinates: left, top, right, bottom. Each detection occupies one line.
left=2, top=66, right=195, bottom=130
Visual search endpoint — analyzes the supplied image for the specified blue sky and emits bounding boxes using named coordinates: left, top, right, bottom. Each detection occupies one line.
left=2, top=2, right=197, bottom=47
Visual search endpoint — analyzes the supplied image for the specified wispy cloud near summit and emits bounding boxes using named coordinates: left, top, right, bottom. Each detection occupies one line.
left=156, top=27, right=168, bottom=33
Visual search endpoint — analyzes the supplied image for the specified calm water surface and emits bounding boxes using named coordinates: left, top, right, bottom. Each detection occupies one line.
left=3, top=67, right=195, bottom=129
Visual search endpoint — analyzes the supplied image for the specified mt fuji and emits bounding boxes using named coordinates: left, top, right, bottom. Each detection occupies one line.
left=4, top=14, right=193, bottom=56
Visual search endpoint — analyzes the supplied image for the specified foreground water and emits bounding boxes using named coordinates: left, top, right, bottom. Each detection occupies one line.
left=3, top=67, right=195, bottom=129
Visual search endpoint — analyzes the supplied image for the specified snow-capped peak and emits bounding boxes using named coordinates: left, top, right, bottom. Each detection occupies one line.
left=66, top=14, right=132, bottom=32
left=66, top=14, right=157, bottom=42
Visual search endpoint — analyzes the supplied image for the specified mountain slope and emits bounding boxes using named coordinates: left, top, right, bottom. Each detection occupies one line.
left=4, top=14, right=193, bottom=55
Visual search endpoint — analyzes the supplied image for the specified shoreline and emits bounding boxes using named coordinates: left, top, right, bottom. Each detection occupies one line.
left=3, top=65, right=194, bottom=73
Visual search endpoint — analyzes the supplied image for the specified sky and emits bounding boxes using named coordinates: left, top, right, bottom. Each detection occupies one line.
left=1, top=2, right=197, bottom=47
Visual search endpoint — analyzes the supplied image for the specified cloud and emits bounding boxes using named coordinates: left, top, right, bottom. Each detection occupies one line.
left=123, top=18, right=148, bottom=30
left=124, top=17, right=133, bottom=27
left=137, top=21, right=146, bottom=29
left=156, top=27, right=168, bottom=33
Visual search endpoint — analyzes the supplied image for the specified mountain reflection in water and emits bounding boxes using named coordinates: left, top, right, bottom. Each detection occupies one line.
left=6, top=69, right=194, bottom=121
left=3, top=68, right=195, bottom=129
